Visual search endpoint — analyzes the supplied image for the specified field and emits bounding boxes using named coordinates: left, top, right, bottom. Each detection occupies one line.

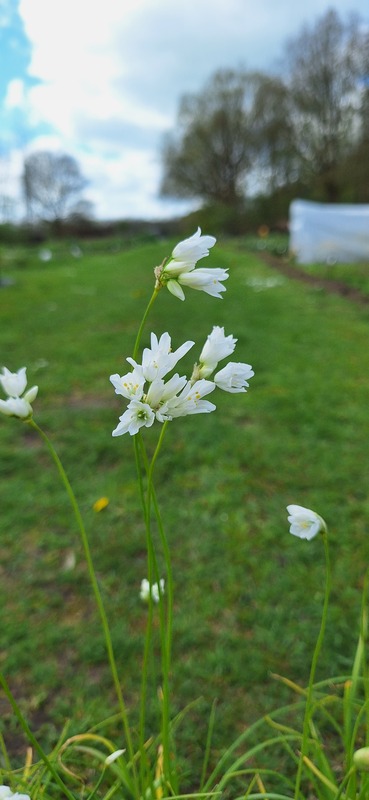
left=1, top=233, right=369, bottom=783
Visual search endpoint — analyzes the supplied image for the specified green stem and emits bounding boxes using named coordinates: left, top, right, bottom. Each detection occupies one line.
left=134, top=424, right=175, bottom=789
left=294, top=530, right=331, bottom=800
left=138, top=430, right=175, bottom=788
left=360, top=569, right=369, bottom=744
left=28, top=419, right=138, bottom=796
left=134, top=435, right=156, bottom=791
left=132, top=287, right=160, bottom=361
left=0, top=671, right=76, bottom=800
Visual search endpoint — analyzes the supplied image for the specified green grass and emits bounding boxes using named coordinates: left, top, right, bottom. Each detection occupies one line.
left=1, top=235, right=369, bottom=784
left=299, top=257, right=369, bottom=296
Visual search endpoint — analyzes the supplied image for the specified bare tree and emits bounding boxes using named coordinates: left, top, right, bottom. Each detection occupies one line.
left=22, top=151, right=87, bottom=223
left=283, top=9, right=366, bottom=200
left=160, top=69, right=261, bottom=208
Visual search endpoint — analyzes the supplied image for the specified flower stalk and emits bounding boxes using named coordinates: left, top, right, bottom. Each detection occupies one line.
left=293, top=527, right=331, bottom=799
left=27, top=419, right=138, bottom=797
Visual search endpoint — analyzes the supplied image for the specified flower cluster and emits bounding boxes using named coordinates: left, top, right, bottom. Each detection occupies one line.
left=155, top=228, right=228, bottom=301
left=0, top=367, right=38, bottom=419
left=110, top=329, right=254, bottom=436
left=140, top=578, right=165, bottom=604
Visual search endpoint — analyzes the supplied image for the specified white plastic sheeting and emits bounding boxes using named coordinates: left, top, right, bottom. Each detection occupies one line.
left=289, top=199, right=369, bottom=264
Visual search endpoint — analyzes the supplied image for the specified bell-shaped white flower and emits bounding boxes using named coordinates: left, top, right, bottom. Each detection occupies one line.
left=198, top=327, right=237, bottom=377
left=112, top=399, right=155, bottom=437
left=165, top=228, right=216, bottom=276
left=140, top=578, right=165, bottom=603
left=287, top=505, right=327, bottom=540
left=0, top=367, right=27, bottom=397
left=167, top=267, right=228, bottom=301
left=156, top=228, right=228, bottom=301
left=214, top=362, right=254, bottom=393
left=0, top=367, right=38, bottom=420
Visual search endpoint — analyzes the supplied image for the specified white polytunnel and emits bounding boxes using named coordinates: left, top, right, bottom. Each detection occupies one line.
left=289, top=199, right=369, bottom=264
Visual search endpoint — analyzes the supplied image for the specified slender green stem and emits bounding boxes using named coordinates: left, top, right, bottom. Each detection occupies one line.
left=28, top=419, right=138, bottom=796
left=134, top=435, right=155, bottom=791
left=0, top=671, right=76, bottom=800
left=360, top=569, right=369, bottom=744
left=134, top=425, right=176, bottom=789
left=294, top=530, right=331, bottom=800
left=138, top=429, right=175, bottom=788
left=132, top=287, right=160, bottom=361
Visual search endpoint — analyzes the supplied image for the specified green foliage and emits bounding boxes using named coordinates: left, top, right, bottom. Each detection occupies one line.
left=1, top=236, right=369, bottom=792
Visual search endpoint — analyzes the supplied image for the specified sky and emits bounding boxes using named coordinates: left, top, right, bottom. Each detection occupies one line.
left=0, top=0, right=368, bottom=222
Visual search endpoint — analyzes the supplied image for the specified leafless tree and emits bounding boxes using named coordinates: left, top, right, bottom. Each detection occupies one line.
left=283, top=9, right=366, bottom=200
left=22, top=151, right=87, bottom=223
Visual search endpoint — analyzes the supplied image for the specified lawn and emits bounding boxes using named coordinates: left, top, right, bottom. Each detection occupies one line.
left=1, top=234, right=369, bottom=784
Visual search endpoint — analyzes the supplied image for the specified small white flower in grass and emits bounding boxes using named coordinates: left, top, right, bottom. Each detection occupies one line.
left=287, top=504, right=327, bottom=540
left=112, top=400, right=155, bottom=437
left=0, top=787, right=31, bottom=800
left=214, top=362, right=254, bottom=393
left=140, top=578, right=165, bottom=603
left=105, top=749, right=126, bottom=765
left=198, top=327, right=237, bottom=378
left=0, top=367, right=27, bottom=397
left=0, top=368, right=38, bottom=420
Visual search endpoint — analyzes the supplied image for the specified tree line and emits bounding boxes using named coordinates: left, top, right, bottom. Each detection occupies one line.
left=160, top=9, right=369, bottom=228
left=1, top=8, right=368, bottom=236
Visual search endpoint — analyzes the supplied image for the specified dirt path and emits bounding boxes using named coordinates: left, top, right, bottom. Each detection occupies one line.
left=257, top=250, right=369, bottom=307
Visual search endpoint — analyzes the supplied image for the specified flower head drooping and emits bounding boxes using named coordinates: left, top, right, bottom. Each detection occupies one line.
left=287, top=505, right=327, bottom=541
left=214, top=362, right=254, bottom=393
left=0, top=367, right=38, bottom=420
left=0, top=786, right=31, bottom=800
left=155, top=228, right=228, bottom=301
left=140, top=578, right=165, bottom=604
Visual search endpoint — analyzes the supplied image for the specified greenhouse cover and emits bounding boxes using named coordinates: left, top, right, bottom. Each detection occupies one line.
left=289, top=199, right=369, bottom=264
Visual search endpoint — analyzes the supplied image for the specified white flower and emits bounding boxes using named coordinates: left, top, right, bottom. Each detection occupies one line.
left=110, top=366, right=145, bottom=400
left=287, top=505, right=327, bottom=540
left=214, top=362, right=254, bottom=393
left=128, top=332, right=194, bottom=382
left=112, top=400, right=155, bottom=437
left=105, top=749, right=126, bottom=765
left=167, top=267, right=228, bottom=302
left=157, top=228, right=228, bottom=301
left=161, top=379, right=216, bottom=419
left=198, top=327, right=237, bottom=377
left=0, top=368, right=38, bottom=420
left=140, top=578, right=165, bottom=603
left=0, top=787, right=31, bottom=800
left=146, top=374, right=188, bottom=419
left=0, top=367, right=27, bottom=397
left=165, top=228, right=216, bottom=276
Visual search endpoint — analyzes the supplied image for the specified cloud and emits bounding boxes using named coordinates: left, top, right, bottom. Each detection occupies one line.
left=6, top=0, right=368, bottom=220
